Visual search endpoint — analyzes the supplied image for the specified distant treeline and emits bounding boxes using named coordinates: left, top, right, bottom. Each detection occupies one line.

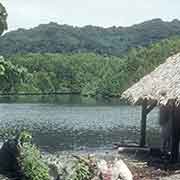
left=4, top=36, right=180, bottom=97
left=1, top=19, right=180, bottom=56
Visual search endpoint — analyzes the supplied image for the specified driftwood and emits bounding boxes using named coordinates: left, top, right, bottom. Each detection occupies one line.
left=114, top=144, right=149, bottom=154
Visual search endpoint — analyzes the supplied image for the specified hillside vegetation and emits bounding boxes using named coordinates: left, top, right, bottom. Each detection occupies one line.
left=1, top=19, right=180, bottom=56
left=5, top=36, right=180, bottom=96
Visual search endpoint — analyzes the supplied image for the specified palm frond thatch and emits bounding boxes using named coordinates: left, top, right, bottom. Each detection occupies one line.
left=122, top=53, right=180, bottom=106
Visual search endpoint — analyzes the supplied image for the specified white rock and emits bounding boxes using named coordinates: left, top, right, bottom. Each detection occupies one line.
left=112, top=159, right=133, bottom=180
left=97, top=159, right=108, bottom=173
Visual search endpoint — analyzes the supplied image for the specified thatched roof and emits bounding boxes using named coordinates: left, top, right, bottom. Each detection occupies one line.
left=122, top=53, right=180, bottom=106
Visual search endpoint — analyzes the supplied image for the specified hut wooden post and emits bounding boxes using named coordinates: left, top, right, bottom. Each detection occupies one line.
left=140, top=101, right=156, bottom=147
left=140, top=101, right=147, bottom=147
left=171, top=103, right=179, bottom=163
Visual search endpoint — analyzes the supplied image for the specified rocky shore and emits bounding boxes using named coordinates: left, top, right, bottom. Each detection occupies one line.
left=41, top=149, right=180, bottom=180
left=0, top=138, right=180, bottom=180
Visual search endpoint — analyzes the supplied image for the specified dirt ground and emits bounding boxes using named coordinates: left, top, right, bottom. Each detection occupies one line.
left=120, top=149, right=180, bottom=180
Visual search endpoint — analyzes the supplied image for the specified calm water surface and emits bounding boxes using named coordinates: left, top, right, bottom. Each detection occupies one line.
left=0, top=95, right=160, bottom=152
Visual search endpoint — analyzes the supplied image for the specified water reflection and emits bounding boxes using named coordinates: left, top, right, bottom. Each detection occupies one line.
left=0, top=95, right=125, bottom=105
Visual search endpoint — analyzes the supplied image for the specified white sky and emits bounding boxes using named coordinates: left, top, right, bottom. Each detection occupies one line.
left=1, top=0, right=180, bottom=31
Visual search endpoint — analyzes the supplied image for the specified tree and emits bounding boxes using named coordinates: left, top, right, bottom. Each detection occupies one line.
left=0, top=3, right=26, bottom=93
left=0, top=56, right=27, bottom=93
left=0, top=2, right=8, bottom=35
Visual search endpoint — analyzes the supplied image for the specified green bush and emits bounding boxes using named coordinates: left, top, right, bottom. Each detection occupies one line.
left=18, top=131, right=50, bottom=180
left=69, top=155, right=97, bottom=180
left=20, top=144, right=49, bottom=180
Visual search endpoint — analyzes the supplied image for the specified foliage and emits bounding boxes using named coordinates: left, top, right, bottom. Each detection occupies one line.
left=18, top=131, right=50, bottom=180
left=71, top=161, right=92, bottom=180
left=68, top=155, right=97, bottom=180
left=0, top=56, right=27, bottom=93
left=8, top=53, right=124, bottom=96
left=1, top=19, right=180, bottom=56
left=17, top=130, right=32, bottom=145
left=5, top=35, right=180, bottom=97
left=0, top=2, right=7, bottom=35
left=20, top=144, right=50, bottom=180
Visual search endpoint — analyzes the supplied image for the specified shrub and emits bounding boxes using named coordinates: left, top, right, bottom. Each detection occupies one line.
left=69, top=155, right=97, bottom=180
left=17, top=131, right=50, bottom=180
left=20, top=143, right=50, bottom=180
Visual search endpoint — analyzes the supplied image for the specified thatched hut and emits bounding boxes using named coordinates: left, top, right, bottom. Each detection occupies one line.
left=121, top=53, right=180, bottom=162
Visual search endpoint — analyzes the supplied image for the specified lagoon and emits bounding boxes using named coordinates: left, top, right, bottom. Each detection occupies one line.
left=0, top=95, right=160, bottom=152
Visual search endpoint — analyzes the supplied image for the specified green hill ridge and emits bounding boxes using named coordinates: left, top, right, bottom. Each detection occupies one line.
left=1, top=18, right=180, bottom=56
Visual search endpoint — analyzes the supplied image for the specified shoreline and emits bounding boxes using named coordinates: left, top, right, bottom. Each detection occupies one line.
left=0, top=144, right=179, bottom=180
left=42, top=148, right=180, bottom=180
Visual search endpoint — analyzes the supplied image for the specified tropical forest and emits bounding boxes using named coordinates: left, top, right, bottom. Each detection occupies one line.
left=2, top=20, right=180, bottom=97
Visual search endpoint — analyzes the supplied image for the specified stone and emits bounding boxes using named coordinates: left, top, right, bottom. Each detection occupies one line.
left=97, top=159, right=133, bottom=180
left=112, top=159, right=133, bottom=180
left=97, top=160, right=108, bottom=173
left=0, top=174, right=10, bottom=180
left=0, top=139, right=21, bottom=177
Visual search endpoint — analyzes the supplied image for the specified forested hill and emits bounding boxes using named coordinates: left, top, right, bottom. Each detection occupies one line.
left=1, top=18, right=180, bottom=56
left=5, top=36, right=180, bottom=96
